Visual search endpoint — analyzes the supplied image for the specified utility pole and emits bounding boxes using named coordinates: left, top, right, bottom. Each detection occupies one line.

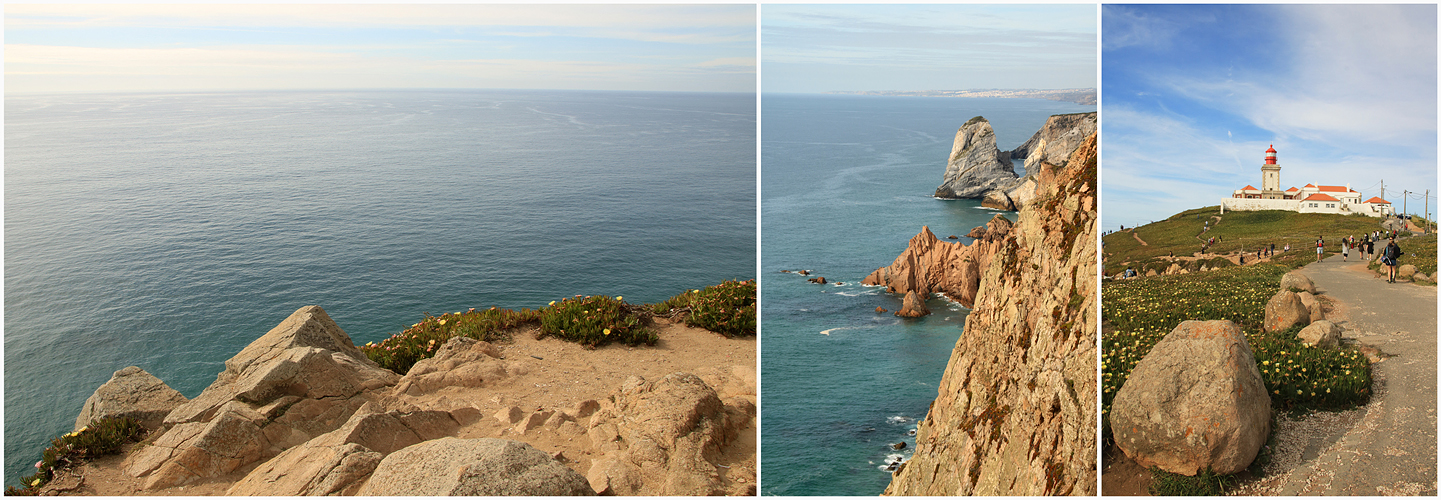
left=1404, top=190, right=1408, bottom=220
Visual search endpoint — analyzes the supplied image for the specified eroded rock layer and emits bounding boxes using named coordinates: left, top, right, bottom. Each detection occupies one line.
left=884, top=133, right=1097, bottom=496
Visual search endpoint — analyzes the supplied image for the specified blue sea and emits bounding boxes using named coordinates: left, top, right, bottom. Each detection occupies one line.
left=759, top=94, right=1091, bottom=495
left=4, top=89, right=755, bottom=486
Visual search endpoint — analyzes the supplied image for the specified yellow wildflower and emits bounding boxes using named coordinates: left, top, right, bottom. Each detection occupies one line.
left=549, top=301, right=556, bottom=306
left=604, top=329, right=612, bottom=336
left=616, top=296, right=623, bottom=301
left=439, top=320, right=447, bottom=325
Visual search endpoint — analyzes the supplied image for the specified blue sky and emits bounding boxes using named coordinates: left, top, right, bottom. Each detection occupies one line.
left=1102, top=4, right=1437, bottom=229
left=4, top=5, right=756, bottom=94
left=762, top=4, right=1096, bottom=93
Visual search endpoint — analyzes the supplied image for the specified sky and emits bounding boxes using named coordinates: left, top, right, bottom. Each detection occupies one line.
left=1102, top=4, right=1438, bottom=229
left=761, top=4, right=1096, bottom=94
left=3, top=4, right=756, bottom=94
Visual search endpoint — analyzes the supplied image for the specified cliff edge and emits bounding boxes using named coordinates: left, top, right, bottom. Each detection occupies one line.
left=883, top=133, right=1097, bottom=495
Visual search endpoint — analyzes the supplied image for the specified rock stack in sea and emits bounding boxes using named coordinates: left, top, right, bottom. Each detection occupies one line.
left=882, top=130, right=1097, bottom=495
left=61, top=305, right=756, bottom=496
left=935, top=112, right=1097, bottom=212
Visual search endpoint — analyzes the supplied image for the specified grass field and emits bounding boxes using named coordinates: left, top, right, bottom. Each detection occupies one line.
left=1103, top=207, right=1414, bottom=276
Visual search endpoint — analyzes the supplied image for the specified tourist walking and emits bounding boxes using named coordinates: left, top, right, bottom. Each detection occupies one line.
left=1316, top=236, right=1324, bottom=262
left=1383, top=238, right=1403, bottom=283
left=1342, top=240, right=1349, bottom=261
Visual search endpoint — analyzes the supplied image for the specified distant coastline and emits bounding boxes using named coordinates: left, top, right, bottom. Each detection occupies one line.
left=825, top=88, right=1096, bottom=106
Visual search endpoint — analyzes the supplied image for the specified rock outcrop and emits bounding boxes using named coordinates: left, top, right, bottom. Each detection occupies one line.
left=75, top=366, right=188, bottom=432
left=934, top=117, right=1018, bottom=199
left=1109, top=320, right=1271, bottom=476
left=862, top=213, right=1013, bottom=308
left=895, top=291, right=931, bottom=318
left=975, top=112, right=1096, bottom=211
left=1280, top=271, right=1316, bottom=293
left=358, top=438, right=594, bottom=496
left=123, top=306, right=399, bottom=490
left=584, top=373, right=753, bottom=496
left=884, top=132, right=1097, bottom=495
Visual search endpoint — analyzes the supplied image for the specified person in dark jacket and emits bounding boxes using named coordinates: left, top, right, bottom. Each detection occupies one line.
left=1384, top=238, right=1403, bottom=283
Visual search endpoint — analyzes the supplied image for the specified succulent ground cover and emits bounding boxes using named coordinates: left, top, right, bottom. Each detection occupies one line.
left=1102, top=264, right=1372, bottom=421
left=6, top=417, right=146, bottom=496
left=360, top=280, right=755, bottom=374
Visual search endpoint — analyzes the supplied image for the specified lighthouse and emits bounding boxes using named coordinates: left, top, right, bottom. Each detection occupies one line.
left=1260, top=145, right=1282, bottom=199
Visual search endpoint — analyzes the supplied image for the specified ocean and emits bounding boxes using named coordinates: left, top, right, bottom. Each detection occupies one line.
left=3, top=89, right=756, bottom=486
left=759, top=94, right=1092, bottom=495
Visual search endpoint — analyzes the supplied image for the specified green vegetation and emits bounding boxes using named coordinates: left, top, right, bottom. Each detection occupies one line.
left=1103, top=207, right=1393, bottom=276
left=538, top=295, right=657, bottom=348
left=1103, top=265, right=1372, bottom=419
left=1367, top=233, right=1437, bottom=277
left=1148, top=467, right=1232, bottom=496
left=653, top=279, right=757, bottom=338
left=359, top=280, right=755, bottom=374
left=7, top=417, right=146, bottom=495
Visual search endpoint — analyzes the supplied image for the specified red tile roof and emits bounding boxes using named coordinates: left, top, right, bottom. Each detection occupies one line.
left=1304, top=183, right=1317, bottom=188
left=1285, top=187, right=1299, bottom=192
left=1317, top=185, right=1357, bottom=193
left=1364, top=197, right=1391, bottom=204
left=1241, top=185, right=1258, bottom=191
left=1303, top=193, right=1339, bottom=202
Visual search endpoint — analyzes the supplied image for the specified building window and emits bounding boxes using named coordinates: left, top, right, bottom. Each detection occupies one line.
left=1310, top=203, right=1318, bottom=207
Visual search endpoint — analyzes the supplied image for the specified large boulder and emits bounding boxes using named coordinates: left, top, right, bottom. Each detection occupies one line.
left=584, top=373, right=752, bottom=496
left=1398, top=264, right=1417, bottom=279
left=358, top=438, right=594, bottom=496
left=1110, top=320, right=1270, bottom=475
left=1280, top=271, right=1316, bottom=293
left=1297, top=320, right=1342, bottom=348
left=125, top=306, right=399, bottom=490
left=934, top=117, right=1018, bottom=199
left=75, top=366, right=187, bottom=432
left=228, top=406, right=463, bottom=495
left=1264, top=290, right=1310, bottom=332
left=895, top=291, right=931, bottom=318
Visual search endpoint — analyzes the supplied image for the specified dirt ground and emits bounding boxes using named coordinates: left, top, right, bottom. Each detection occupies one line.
left=45, top=319, right=757, bottom=495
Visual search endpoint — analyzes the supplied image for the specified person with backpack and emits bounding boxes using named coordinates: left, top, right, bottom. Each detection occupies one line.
left=1316, top=236, right=1325, bottom=262
left=1383, top=238, right=1403, bottom=283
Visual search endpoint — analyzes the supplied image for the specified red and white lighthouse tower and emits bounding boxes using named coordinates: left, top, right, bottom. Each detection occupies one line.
left=1260, top=144, right=1282, bottom=198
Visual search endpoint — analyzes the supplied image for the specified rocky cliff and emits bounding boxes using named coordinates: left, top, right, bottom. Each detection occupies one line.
left=860, top=214, right=1013, bottom=308
left=49, top=306, right=756, bottom=496
left=985, top=112, right=1098, bottom=211
left=883, top=133, right=1097, bottom=495
left=934, top=117, right=1018, bottom=199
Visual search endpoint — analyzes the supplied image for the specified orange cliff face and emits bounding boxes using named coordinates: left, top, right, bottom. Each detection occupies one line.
left=861, top=214, right=1014, bottom=310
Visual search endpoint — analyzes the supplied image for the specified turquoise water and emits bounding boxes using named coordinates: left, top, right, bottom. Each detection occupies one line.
left=759, top=94, right=1091, bottom=495
left=4, top=90, right=755, bottom=485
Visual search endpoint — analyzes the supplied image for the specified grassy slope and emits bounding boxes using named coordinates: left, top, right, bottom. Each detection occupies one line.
left=1103, top=207, right=1414, bottom=276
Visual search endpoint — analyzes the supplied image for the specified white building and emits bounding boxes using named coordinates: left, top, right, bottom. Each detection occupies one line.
left=1221, top=145, right=1392, bottom=217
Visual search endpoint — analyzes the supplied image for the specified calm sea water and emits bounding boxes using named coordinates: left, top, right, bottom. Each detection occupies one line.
left=4, top=90, right=755, bottom=485
left=760, top=94, right=1091, bottom=495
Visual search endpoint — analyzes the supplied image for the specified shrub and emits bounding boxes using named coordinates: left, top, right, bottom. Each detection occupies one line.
left=8, top=417, right=145, bottom=495
left=538, top=295, right=656, bottom=348
left=1148, top=467, right=1231, bottom=496
left=361, top=307, right=538, bottom=374
left=662, top=279, right=756, bottom=338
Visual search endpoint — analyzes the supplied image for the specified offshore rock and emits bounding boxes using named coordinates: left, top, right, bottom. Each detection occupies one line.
left=895, top=291, right=931, bottom=318
left=359, top=438, right=594, bottom=496
left=884, top=133, right=1097, bottom=495
left=934, top=117, right=1017, bottom=199
left=125, top=306, right=398, bottom=489
left=75, top=366, right=188, bottom=432
left=1110, top=320, right=1270, bottom=476
left=1015, top=112, right=1097, bottom=176
left=862, top=213, right=1014, bottom=308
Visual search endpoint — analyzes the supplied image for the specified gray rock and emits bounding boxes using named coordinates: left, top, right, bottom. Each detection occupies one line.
left=934, top=117, right=1018, bottom=199
left=1398, top=264, right=1417, bottom=279
left=75, top=366, right=188, bottom=432
left=1110, top=320, right=1270, bottom=475
left=358, top=437, right=594, bottom=496
left=980, top=189, right=1015, bottom=211
left=1297, top=320, right=1342, bottom=348
left=1280, top=271, right=1316, bottom=293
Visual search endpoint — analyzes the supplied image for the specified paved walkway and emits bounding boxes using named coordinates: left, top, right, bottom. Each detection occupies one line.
left=1276, top=256, right=1436, bottom=495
